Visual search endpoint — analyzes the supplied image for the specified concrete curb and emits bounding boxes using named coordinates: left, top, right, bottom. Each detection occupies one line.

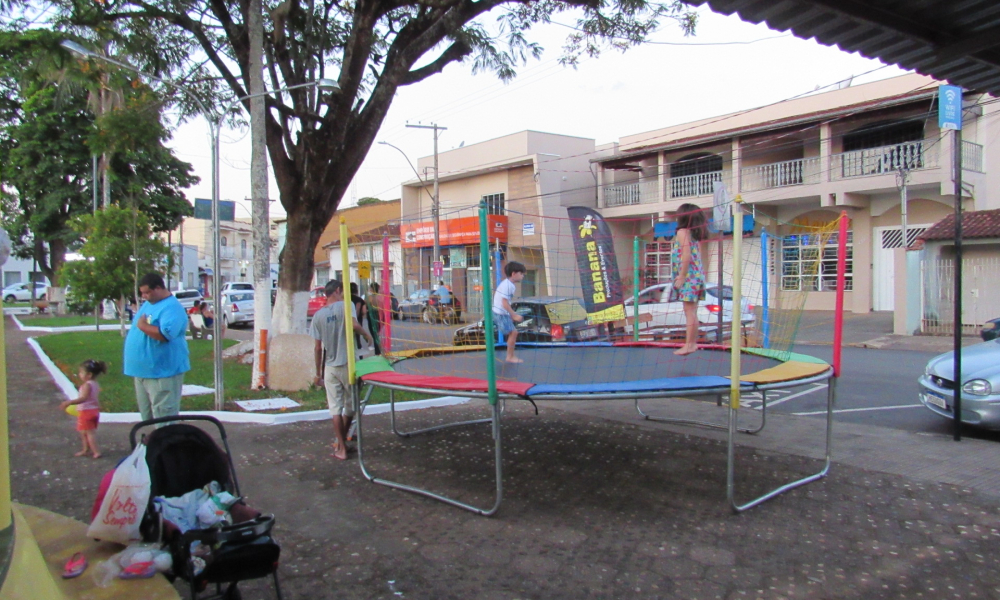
left=25, top=336, right=470, bottom=425
left=12, top=314, right=130, bottom=333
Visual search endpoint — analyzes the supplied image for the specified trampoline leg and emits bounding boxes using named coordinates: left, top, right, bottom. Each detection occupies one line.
left=728, top=377, right=834, bottom=513
left=358, top=390, right=504, bottom=516
left=635, top=388, right=764, bottom=434
left=388, top=386, right=493, bottom=438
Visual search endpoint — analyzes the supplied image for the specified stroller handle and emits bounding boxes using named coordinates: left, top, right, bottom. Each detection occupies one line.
left=129, top=414, right=229, bottom=449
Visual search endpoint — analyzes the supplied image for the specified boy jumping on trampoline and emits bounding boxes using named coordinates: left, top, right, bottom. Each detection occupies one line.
left=311, top=279, right=374, bottom=460
left=493, top=261, right=526, bottom=363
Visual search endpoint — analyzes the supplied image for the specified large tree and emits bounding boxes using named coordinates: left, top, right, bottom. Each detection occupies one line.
left=5, top=0, right=695, bottom=331
left=0, top=29, right=197, bottom=284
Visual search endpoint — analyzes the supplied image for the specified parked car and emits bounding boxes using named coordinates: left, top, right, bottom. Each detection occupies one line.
left=453, top=297, right=604, bottom=346
left=2, top=282, right=48, bottom=303
left=918, top=339, right=1000, bottom=429
left=173, top=288, right=204, bottom=311
left=397, top=289, right=462, bottom=322
left=981, top=317, right=1000, bottom=341
left=221, top=282, right=254, bottom=294
left=307, top=287, right=326, bottom=318
left=221, top=291, right=255, bottom=327
left=621, top=283, right=755, bottom=339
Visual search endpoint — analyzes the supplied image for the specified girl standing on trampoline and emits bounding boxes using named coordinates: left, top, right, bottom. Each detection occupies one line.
left=672, top=203, right=707, bottom=356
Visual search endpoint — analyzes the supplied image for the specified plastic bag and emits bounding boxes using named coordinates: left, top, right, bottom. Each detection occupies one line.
left=86, top=443, right=151, bottom=544
left=91, top=543, right=172, bottom=587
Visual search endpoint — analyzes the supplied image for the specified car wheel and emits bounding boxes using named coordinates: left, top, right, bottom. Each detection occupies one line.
left=3, top=295, right=14, bottom=304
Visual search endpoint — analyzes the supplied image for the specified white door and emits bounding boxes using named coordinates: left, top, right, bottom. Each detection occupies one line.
left=872, top=225, right=928, bottom=311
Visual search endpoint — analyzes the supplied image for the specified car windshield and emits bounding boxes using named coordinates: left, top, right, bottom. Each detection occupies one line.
left=229, top=293, right=253, bottom=302
left=544, top=299, right=589, bottom=324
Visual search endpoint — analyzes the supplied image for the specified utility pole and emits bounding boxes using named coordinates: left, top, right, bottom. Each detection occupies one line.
left=249, top=0, right=270, bottom=390
left=406, top=123, right=446, bottom=269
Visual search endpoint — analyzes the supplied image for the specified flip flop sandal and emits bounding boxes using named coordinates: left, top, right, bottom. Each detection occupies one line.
left=62, top=552, right=87, bottom=579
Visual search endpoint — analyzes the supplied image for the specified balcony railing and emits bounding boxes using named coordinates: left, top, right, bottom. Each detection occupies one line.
left=740, top=157, right=821, bottom=192
left=668, top=171, right=723, bottom=199
left=603, top=179, right=659, bottom=208
left=831, top=140, right=937, bottom=180
left=962, top=140, right=984, bottom=172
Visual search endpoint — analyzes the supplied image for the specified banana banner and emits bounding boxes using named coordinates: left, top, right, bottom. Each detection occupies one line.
left=567, top=207, right=625, bottom=325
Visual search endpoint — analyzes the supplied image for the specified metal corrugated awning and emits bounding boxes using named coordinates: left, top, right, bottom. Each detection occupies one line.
left=687, top=0, right=1000, bottom=95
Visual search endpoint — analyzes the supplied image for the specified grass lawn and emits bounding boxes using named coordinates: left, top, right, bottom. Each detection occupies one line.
left=36, top=331, right=428, bottom=414
left=19, top=314, right=122, bottom=328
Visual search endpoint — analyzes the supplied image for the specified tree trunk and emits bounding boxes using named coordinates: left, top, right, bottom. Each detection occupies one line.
left=271, top=203, right=330, bottom=335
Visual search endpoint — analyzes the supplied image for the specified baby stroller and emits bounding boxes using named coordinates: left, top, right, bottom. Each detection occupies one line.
left=130, top=415, right=282, bottom=600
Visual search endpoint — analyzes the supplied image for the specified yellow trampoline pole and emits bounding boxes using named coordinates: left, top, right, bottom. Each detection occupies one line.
left=340, top=217, right=356, bottom=384
left=729, top=196, right=744, bottom=409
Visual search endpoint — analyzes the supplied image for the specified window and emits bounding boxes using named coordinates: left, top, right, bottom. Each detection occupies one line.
left=240, top=239, right=247, bottom=259
left=781, top=231, right=853, bottom=292
left=670, top=153, right=723, bottom=197
left=4, top=271, right=21, bottom=287
left=465, top=245, right=481, bottom=268
left=482, top=193, right=505, bottom=216
left=644, top=242, right=673, bottom=288
left=841, top=120, right=924, bottom=177
left=221, top=236, right=228, bottom=247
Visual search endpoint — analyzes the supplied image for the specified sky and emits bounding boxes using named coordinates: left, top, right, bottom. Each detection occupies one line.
left=164, top=6, right=911, bottom=218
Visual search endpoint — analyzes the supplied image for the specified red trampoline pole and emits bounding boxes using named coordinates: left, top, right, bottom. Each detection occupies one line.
left=382, top=232, right=391, bottom=353
left=833, top=211, right=849, bottom=377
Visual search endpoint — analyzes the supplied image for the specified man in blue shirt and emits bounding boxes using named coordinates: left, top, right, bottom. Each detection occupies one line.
left=435, top=280, right=451, bottom=305
left=124, top=272, right=191, bottom=421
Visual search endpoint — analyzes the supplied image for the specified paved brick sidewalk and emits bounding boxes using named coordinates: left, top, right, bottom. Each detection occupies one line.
left=6, top=316, right=1000, bottom=600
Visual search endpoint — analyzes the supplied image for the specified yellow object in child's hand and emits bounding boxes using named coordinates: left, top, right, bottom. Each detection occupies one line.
left=65, top=404, right=79, bottom=417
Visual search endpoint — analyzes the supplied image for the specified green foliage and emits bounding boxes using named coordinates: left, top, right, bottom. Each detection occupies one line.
left=0, top=29, right=196, bottom=282
left=61, top=205, right=169, bottom=306
left=356, top=197, right=384, bottom=206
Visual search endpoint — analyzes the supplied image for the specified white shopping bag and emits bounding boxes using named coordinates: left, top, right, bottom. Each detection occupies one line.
left=87, top=443, right=151, bottom=544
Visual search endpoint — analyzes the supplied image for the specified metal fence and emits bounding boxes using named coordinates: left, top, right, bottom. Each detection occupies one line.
left=921, top=257, right=1000, bottom=334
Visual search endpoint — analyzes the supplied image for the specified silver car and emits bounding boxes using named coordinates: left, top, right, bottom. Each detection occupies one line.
left=918, top=339, right=1000, bottom=429
left=221, top=291, right=255, bottom=327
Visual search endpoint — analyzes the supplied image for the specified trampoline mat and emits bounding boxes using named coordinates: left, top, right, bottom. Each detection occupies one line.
left=390, top=346, right=782, bottom=387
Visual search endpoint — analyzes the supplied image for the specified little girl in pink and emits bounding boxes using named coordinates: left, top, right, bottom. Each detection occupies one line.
left=60, top=359, right=106, bottom=458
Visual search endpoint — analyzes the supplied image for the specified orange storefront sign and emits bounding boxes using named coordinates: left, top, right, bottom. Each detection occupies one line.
left=401, top=215, right=508, bottom=248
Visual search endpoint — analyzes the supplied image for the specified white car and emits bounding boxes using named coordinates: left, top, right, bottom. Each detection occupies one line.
left=173, top=289, right=204, bottom=310
left=621, top=283, right=755, bottom=339
left=3, top=282, right=48, bottom=303
left=220, top=282, right=254, bottom=294
left=221, top=291, right=255, bottom=326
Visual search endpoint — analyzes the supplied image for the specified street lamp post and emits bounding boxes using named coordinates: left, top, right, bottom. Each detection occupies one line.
left=60, top=40, right=338, bottom=408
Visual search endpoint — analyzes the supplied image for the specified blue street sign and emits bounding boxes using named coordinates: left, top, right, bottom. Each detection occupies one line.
left=938, top=85, right=963, bottom=131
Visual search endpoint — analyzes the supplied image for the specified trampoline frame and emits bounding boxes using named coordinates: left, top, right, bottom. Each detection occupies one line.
left=355, top=366, right=835, bottom=515
left=351, top=203, right=848, bottom=515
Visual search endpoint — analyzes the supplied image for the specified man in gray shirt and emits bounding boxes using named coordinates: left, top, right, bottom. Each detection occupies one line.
left=310, top=279, right=373, bottom=460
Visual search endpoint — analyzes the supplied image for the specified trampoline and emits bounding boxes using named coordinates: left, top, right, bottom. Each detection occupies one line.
left=355, top=342, right=835, bottom=515
left=342, top=201, right=847, bottom=516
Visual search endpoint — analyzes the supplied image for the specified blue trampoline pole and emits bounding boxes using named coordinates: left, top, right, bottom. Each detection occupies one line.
left=761, top=231, right=770, bottom=348
left=495, top=240, right=503, bottom=346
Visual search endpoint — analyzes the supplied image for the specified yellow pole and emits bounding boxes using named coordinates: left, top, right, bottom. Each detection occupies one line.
left=729, top=196, right=744, bottom=409
left=0, top=310, right=10, bottom=529
left=340, top=217, right=356, bottom=384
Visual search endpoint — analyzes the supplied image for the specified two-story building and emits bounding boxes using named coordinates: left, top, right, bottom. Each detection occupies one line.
left=592, top=73, right=997, bottom=313
left=399, top=130, right=601, bottom=315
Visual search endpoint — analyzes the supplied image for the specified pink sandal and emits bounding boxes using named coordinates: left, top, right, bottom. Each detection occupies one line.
left=62, top=552, right=87, bottom=578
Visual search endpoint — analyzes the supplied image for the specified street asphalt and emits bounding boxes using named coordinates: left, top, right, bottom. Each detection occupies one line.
left=6, top=312, right=1000, bottom=600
